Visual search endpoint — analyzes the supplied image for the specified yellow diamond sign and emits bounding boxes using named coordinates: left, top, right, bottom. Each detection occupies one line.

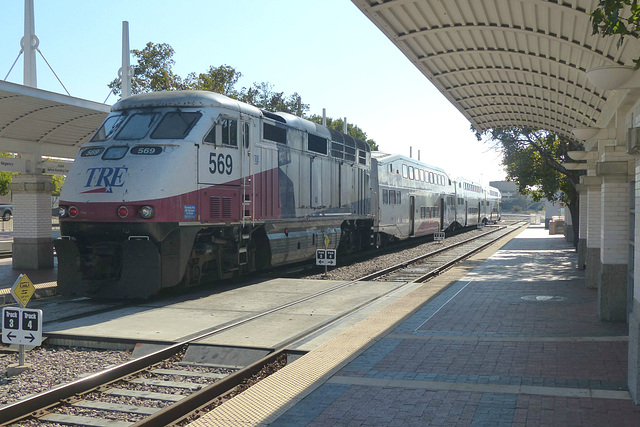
left=324, top=234, right=330, bottom=249
left=11, top=274, right=35, bottom=307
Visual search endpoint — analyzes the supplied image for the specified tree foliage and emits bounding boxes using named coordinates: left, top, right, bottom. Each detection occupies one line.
left=0, top=153, right=16, bottom=196
left=184, top=65, right=243, bottom=97
left=591, top=0, right=640, bottom=67
left=50, top=174, right=65, bottom=195
left=107, top=42, right=376, bottom=148
left=237, top=82, right=309, bottom=116
left=109, top=42, right=183, bottom=95
left=475, top=127, right=583, bottom=241
left=0, top=176, right=12, bottom=197
left=475, top=127, right=582, bottom=202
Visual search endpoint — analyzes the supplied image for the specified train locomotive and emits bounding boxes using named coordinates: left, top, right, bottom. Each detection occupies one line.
left=55, top=90, right=501, bottom=298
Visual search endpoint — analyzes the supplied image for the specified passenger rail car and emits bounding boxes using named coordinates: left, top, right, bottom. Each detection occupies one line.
left=455, top=177, right=484, bottom=227
left=454, top=177, right=502, bottom=226
left=371, top=153, right=457, bottom=244
left=486, top=187, right=502, bottom=223
left=56, top=91, right=372, bottom=298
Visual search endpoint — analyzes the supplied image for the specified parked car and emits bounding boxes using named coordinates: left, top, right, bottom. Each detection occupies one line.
left=0, top=205, right=12, bottom=221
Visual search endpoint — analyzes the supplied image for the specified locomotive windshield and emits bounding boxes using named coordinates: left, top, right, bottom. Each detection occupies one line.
left=151, top=111, right=201, bottom=139
left=115, top=113, right=159, bottom=140
left=90, top=111, right=202, bottom=142
left=91, top=114, right=126, bottom=142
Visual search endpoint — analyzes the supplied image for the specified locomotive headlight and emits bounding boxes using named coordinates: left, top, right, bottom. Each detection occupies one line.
left=59, top=206, right=68, bottom=218
left=139, top=205, right=155, bottom=219
left=117, top=206, right=129, bottom=218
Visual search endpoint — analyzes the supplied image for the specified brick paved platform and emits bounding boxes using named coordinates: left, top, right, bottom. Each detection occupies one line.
left=191, top=224, right=640, bottom=426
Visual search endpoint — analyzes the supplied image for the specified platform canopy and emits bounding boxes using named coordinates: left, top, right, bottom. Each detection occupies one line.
left=352, top=0, right=640, bottom=140
left=0, top=80, right=109, bottom=159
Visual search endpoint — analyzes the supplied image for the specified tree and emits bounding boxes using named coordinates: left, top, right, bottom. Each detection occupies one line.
left=475, top=127, right=583, bottom=243
left=106, top=42, right=379, bottom=148
left=50, top=174, right=65, bottom=195
left=108, top=42, right=183, bottom=96
left=306, top=115, right=379, bottom=151
left=184, top=65, right=242, bottom=97
left=238, top=82, right=309, bottom=116
left=591, top=0, right=640, bottom=66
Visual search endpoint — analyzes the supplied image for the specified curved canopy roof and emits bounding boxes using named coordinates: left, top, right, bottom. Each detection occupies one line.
left=352, top=0, right=640, bottom=140
left=0, top=80, right=109, bottom=158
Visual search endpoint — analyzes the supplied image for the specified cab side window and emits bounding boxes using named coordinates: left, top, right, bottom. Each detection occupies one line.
left=221, top=118, right=238, bottom=147
left=204, top=117, right=238, bottom=147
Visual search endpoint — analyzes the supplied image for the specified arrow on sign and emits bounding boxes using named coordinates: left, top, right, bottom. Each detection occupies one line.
left=5, top=332, right=15, bottom=341
left=25, top=333, right=35, bottom=343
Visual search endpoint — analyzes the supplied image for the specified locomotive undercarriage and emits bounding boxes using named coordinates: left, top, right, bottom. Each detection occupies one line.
left=55, top=222, right=197, bottom=299
left=55, top=221, right=263, bottom=298
left=55, top=217, right=373, bottom=299
left=179, top=224, right=263, bottom=286
left=339, top=219, right=374, bottom=254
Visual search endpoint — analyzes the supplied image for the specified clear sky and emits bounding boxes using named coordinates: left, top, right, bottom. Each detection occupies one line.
left=1, top=0, right=506, bottom=183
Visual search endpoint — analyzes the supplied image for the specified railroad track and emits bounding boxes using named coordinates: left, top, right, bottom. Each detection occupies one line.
left=0, top=221, right=527, bottom=426
left=360, top=222, right=525, bottom=283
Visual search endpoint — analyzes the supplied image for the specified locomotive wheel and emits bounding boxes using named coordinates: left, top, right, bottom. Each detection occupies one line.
left=191, top=265, right=201, bottom=283
left=179, top=258, right=202, bottom=287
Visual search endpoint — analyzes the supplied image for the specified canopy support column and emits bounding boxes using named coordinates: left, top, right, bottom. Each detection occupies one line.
left=9, top=174, right=54, bottom=269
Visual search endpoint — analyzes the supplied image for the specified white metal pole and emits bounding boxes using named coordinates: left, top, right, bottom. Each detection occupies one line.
left=22, top=0, right=37, bottom=87
left=120, top=21, right=132, bottom=98
left=19, top=345, right=25, bottom=366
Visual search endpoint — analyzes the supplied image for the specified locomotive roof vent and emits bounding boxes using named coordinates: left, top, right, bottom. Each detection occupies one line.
left=261, top=110, right=286, bottom=123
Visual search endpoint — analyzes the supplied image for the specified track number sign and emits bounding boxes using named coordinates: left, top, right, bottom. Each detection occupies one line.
left=2, top=307, right=43, bottom=346
left=316, top=249, right=337, bottom=266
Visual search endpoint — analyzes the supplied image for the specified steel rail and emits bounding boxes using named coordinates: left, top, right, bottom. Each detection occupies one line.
left=0, top=341, right=187, bottom=425
left=357, top=224, right=514, bottom=282
left=132, top=350, right=286, bottom=426
left=409, top=223, right=526, bottom=283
